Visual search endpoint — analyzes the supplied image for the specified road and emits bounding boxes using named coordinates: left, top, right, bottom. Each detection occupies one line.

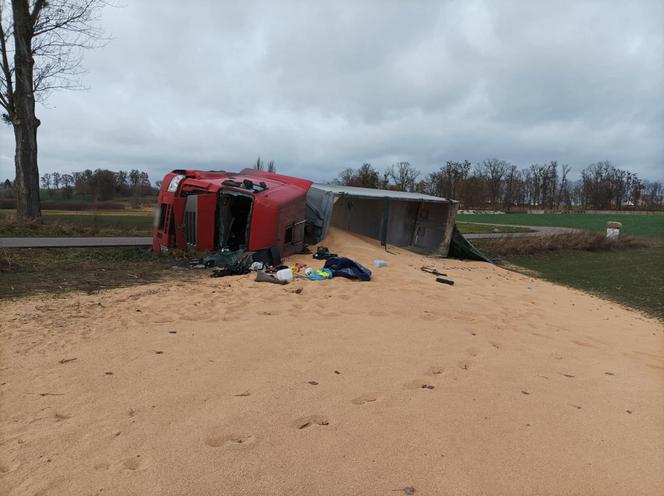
left=0, top=224, right=579, bottom=248
left=461, top=223, right=579, bottom=239
left=0, top=237, right=152, bottom=248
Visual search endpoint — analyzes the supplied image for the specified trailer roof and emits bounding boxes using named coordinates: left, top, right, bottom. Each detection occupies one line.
left=311, top=184, right=456, bottom=203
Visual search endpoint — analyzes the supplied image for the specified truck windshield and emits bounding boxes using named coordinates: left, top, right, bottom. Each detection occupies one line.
left=218, top=192, right=252, bottom=251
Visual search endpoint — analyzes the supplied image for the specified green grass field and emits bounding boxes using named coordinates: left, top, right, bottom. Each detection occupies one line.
left=501, top=247, right=664, bottom=319
left=0, top=209, right=153, bottom=237
left=457, top=213, right=664, bottom=239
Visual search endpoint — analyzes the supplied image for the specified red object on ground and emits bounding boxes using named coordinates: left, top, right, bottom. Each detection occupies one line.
left=152, top=168, right=312, bottom=258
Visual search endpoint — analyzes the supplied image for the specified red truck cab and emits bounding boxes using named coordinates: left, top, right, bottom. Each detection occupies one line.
left=153, top=168, right=312, bottom=260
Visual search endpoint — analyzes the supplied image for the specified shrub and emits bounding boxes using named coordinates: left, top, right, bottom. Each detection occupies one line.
left=476, top=231, right=653, bottom=258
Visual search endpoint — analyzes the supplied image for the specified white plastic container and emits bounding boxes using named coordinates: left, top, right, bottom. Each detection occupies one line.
left=373, top=259, right=388, bottom=268
left=276, top=268, right=294, bottom=282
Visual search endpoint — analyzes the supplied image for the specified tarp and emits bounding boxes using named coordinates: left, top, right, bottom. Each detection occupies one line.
left=305, top=186, right=335, bottom=242
left=448, top=225, right=492, bottom=262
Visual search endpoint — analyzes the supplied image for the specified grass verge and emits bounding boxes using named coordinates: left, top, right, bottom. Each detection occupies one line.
left=0, top=247, right=194, bottom=299
left=497, top=247, right=664, bottom=320
left=0, top=209, right=153, bottom=237
left=473, top=231, right=656, bottom=257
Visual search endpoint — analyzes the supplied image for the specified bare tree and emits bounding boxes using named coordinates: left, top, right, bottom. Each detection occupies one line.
left=557, top=164, right=571, bottom=208
left=0, top=0, right=107, bottom=222
left=60, top=172, right=73, bottom=198
left=480, top=158, right=508, bottom=208
left=254, top=156, right=263, bottom=170
left=266, top=160, right=276, bottom=173
left=335, top=163, right=382, bottom=189
left=39, top=170, right=49, bottom=188
left=386, top=161, right=419, bottom=192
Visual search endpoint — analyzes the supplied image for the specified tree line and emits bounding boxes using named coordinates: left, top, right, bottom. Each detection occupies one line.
left=1, top=168, right=155, bottom=201
left=334, top=160, right=663, bottom=211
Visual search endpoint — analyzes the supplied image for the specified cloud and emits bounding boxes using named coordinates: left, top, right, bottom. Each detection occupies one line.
left=1, top=0, right=662, bottom=183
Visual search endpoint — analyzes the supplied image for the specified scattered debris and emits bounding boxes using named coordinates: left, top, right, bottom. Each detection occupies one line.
left=324, top=257, right=372, bottom=281
left=334, top=370, right=341, bottom=375
left=421, top=266, right=447, bottom=277
left=256, top=270, right=289, bottom=285
left=210, top=262, right=251, bottom=278
left=307, top=381, right=319, bottom=386
left=304, top=267, right=333, bottom=280
left=393, top=487, right=416, bottom=495
left=249, top=261, right=265, bottom=271
left=233, top=391, right=251, bottom=397
left=313, top=246, right=337, bottom=260
left=59, top=358, right=77, bottom=364
left=521, top=390, right=530, bottom=395
left=421, top=266, right=454, bottom=285
left=275, top=268, right=294, bottom=282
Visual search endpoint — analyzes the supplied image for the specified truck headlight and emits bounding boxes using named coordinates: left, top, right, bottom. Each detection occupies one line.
left=167, top=174, right=185, bottom=193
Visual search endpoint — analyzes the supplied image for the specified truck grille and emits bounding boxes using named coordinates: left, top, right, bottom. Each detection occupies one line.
left=184, top=211, right=196, bottom=246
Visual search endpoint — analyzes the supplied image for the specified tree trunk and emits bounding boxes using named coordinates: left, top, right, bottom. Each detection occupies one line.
left=12, top=0, right=41, bottom=222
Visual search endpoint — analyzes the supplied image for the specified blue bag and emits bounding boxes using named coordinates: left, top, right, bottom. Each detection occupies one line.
left=323, top=257, right=372, bottom=281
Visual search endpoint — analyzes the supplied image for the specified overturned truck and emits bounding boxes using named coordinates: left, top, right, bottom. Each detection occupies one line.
left=153, top=169, right=458, bottom=262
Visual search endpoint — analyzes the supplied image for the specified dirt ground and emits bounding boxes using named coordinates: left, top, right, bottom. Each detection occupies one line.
left=1, top=228, right=663, bottom=495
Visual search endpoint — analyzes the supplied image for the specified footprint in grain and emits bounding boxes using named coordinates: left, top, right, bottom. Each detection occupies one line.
left=205, top=433, right=256, bottom=447
left=404, top=379, right=435, bottom=390
left=293, top=415, right=330, bottom=429
left=369, top=310, right=387, bottom=318
left=122, top=455, right=147, bottom=471
left=419, top=310, right=437, bottom=321
left=351, top=393, right=378, bottom=405
left=258, top=310, right=281, bottom=316
left=458, top=360, right=471, bottom=371
left=425, top=366, right=444, bottom=376
left=572, top=339, right=597, bottom=348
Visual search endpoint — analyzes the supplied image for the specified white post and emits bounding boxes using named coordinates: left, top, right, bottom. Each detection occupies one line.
left=606, top=221, right=622, bottom=239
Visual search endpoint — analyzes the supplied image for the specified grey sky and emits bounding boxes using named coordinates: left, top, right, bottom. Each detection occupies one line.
left=1, top=0, right=662, bottom=183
